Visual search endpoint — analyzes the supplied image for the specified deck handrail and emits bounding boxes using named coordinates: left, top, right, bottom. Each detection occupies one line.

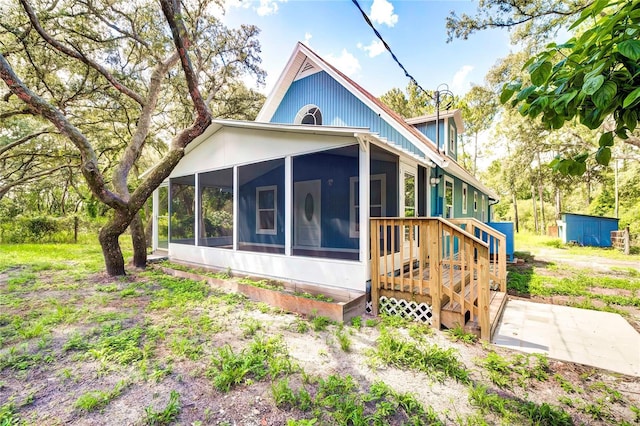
left=370, top=217, right=491, bottom=340
left=448, top=218, right=507, bottom=292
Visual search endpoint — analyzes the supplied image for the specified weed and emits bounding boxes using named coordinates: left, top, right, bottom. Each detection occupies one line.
left=380, top=313, right=408, bottom=328
left=271, top=378, right=312, bottom=411
left=240, top=318, right=262, bottom=338
left=169, top=336, right=202, bottom=360
left=63, top=332, right=90, bottom=352
left=631, top=405, right=640, bottom=423
left=554, top=374, right=581, bottom=393
left=74, top=380, right=128, bottom=412
left=370, top=328, right=469, bottom=383
left=97, top=284, right=118, bottom=293
left=0, top=400, right=21, bottom=425
left=119, top=288, right=138, bottom=298
left=446, top=325, right=477, bottom=344
left=365, top=318, right=378, bottom=327
left=469, top=384, right=572, bottom=425
left=335, top=328, right=352, bottom=352
left=143, top=390, right=180, bottom=426
left=310, top=315, right=331, bottom=332
left=88, top=323, right=147, bottom=365
left=291, top=318, right=309, bottom=333
left=206, top=336, right=293, bottom=392
left=350, top=316, right=362, bottom=329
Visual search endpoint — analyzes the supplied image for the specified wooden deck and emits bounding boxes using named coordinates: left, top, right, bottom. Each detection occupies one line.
left=370, top=217, right=508, bottom=340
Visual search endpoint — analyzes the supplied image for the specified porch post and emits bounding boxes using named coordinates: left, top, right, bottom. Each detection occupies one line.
left=152, top=188, right=159, bottom=251
left=358, top=137, right=370, bottom=283
left=233, top=166, right=238, bottom=251
left=285, top=156, right=293, bottom=256
left=194, top=173, right=200, bottom=246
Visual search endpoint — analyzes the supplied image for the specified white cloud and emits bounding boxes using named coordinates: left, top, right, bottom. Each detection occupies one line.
left=370, top=0, right=398, bottom=27
left=358, top=39, right=385, bottom=58
left=325, top=49, right=361, bottom=77
left=303, top=32, right=313, bottom=47
left=451, top=65, right=474, bottom=93
left=256, top=0, right=280, bottom=16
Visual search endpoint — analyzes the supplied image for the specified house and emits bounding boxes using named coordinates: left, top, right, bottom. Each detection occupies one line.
left=557, top=213, right=619, bottom=247
left=151, top=43, right=508, bottom=339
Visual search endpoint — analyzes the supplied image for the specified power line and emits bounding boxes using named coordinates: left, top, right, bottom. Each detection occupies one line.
left=350, top=0, right=433, bottom=100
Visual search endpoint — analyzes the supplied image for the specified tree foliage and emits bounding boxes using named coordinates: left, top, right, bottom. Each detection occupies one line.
left=500, top=0, right=640, bottom=175
left=0, top=0, right=265, bottom=275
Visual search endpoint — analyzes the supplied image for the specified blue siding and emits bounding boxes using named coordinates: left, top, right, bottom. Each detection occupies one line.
left=271, top=71, right=424, bottom=158
left=413, top=121, right=444, bottom=151
left=238, top=161, right=285, bottom=246
left=430, top=166, right=488, bottom=221
left=561, top=213, right=618, bottom=247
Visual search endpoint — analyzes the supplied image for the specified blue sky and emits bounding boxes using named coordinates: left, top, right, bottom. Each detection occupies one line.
left=221, top=0, right=513, bottom=98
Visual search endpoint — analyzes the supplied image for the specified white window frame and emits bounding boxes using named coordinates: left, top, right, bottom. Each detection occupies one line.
left=481, top=195, right=486, bottom=222
left=462, top=183, right=468, bottom=214
left=350, top=174, right=386, bottom=238
left=473, top=191, right=478, bottom=213
left=294, top=104, right=322, bottom=125
left=400, top=164, right=417, bottom=218
left=256, top=185, right=277, bottom=235
left=449, top=125, right=456, bottom=155
left=443, top=176, right=454, bottom=219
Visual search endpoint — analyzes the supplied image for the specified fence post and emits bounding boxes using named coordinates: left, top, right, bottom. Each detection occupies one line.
left=624, top=227, right=630, bottom=256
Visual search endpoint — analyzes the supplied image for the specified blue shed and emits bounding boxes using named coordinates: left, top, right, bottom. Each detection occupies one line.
left=487, top=222, right=515, bottom=261
left=557, top=213, right=619, bottom=247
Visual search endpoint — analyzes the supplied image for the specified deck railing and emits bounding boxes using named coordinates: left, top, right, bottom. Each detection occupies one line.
left=448, top=218, right=507, bottom=292
left=370, top=217, right=491, bottom=339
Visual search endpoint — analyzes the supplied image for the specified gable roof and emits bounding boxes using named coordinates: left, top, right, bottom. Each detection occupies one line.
left=256, top=42, right=498, bottom=200
left=406, top=109, right=465, bottom=133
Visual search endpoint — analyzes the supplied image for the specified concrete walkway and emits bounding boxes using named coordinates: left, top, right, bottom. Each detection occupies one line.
left=493, top=299, right=640, bottom=377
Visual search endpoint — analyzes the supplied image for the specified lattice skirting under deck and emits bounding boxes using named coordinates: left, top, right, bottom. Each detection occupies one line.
left=378, top=296, right=433, bottom=325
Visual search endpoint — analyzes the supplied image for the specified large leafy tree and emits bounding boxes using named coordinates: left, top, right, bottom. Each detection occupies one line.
left=0, top=0, right=265, bottom=275
left=499, top=0, right=640, bottom=174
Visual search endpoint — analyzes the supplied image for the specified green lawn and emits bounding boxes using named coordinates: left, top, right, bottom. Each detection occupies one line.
left=1, top=241, right=639, bottom=425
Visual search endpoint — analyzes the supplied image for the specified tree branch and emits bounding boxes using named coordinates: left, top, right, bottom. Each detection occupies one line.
left=0, top=52, right=125, bottom=209
left=0, top=130, right=51, bottom=157
left=19, top=0, right=146, bottom=107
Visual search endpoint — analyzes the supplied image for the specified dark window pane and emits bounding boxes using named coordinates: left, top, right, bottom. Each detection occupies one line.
left=259, top=211, right=274, bottom=230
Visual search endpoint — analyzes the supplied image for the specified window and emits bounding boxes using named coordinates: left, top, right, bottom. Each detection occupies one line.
left=462, top=183, right=468, bottom=214
left=403, top=171, right=416, bottom=218
left=199, top=168, right=233, bottom=248
left=474, top=191, right=478, bottom=212
left=481, top=195, right=486, bottom=222
left=170, top=175, right=195, bottom=245
left=444, top=178, right=454, bottom=218
left=256, top=186, right=277, bottom=234
left=295, top=104, right=322, bottom=125
left=350, top=174, right=386, bottom=238
left=449, top=125, right=456, bottom=155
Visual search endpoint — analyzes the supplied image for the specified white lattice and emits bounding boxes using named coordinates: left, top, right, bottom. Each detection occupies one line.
left=379, top=296, right=433, bottom=325
left=365, top=300, right=373, bottom=314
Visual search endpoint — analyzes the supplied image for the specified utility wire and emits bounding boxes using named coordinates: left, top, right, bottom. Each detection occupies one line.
left=350, top=0, right=434, bottom=100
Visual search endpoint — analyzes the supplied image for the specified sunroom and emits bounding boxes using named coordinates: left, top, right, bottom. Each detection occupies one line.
left=151, top=119, right=431, bottom=293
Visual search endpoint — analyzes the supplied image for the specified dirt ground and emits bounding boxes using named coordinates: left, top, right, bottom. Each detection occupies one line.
left=1, top=257, right=639, bottom=425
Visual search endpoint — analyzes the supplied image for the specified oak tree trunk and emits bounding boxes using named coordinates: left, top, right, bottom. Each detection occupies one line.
left=98, top=210, right=131, bottom=276
left=130, top=212, right=147, bottom=268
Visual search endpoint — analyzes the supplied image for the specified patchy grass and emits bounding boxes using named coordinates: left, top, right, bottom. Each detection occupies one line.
left=0, top=241, right=638, bottom=424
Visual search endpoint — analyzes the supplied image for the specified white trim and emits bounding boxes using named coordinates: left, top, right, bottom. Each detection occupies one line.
left=194, top=173, right=200, bottom=246
left=474, top=191, right=478, bottom=213
left=284, top=156, right=292, bottom=256
left=444, top=176, right=454, bottom=219
left=256, top=185, right=277, bottom=235
left=292, top=246, right=360, bottom=253
left=152, top=188, right=159, bottom=251
left=462, top=183, right=468, bottom=215
left=294, top=104, right=322, bottom=125
left=449, top=124, right=456, bottom=156
left=233, top=166, right=239, bottom=250
left=400, top=163, right=417, bottom=218
left=482, top=195, right=486, bottom=222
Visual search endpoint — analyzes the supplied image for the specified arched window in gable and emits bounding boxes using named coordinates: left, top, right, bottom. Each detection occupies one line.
left=295, top=104, right=322, bottom=125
